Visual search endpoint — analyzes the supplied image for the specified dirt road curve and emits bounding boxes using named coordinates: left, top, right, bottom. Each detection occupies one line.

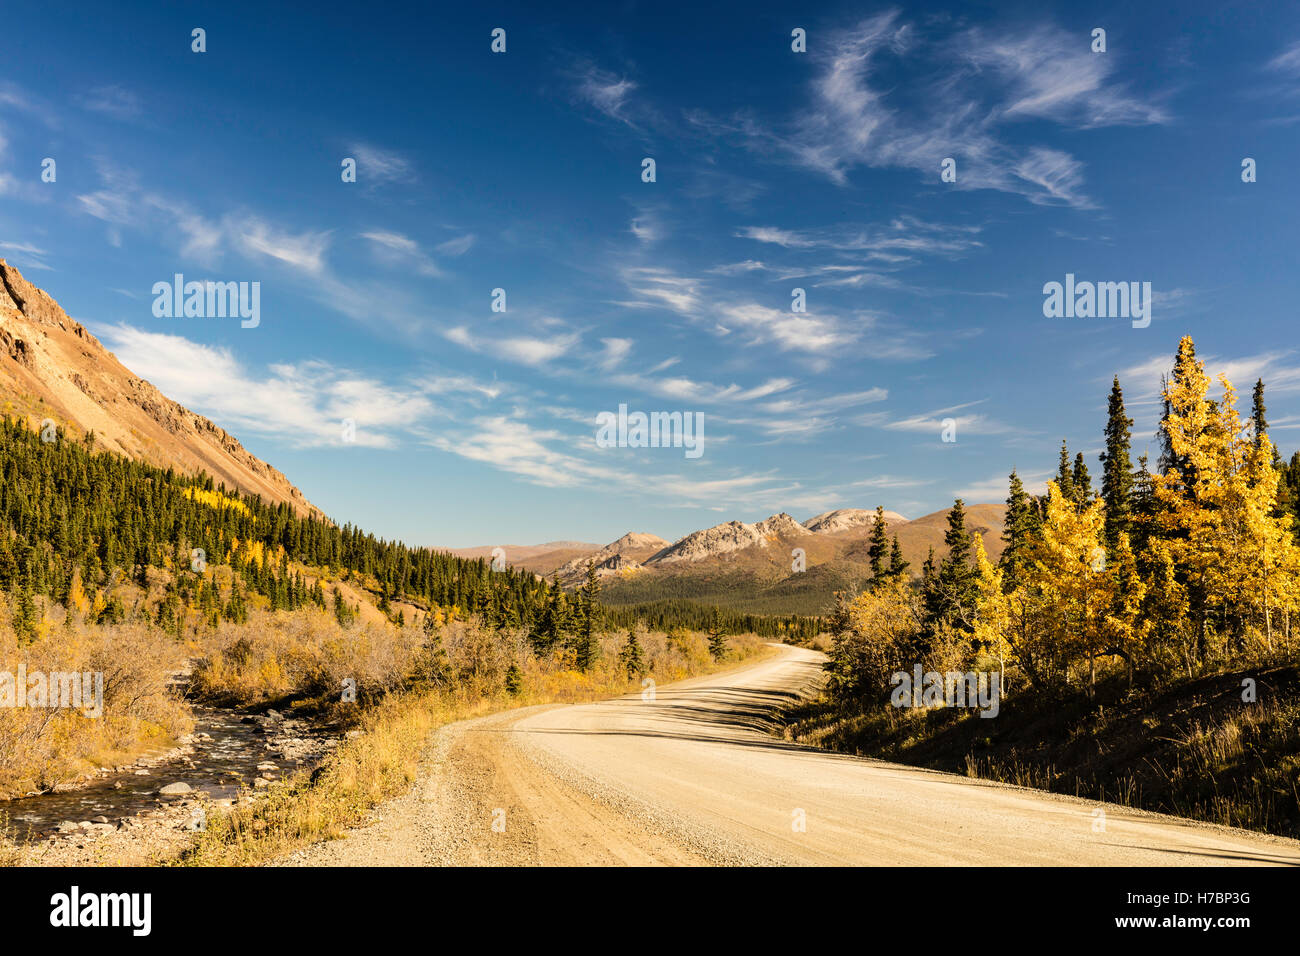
left=279, top=645, right=1300, bottom=866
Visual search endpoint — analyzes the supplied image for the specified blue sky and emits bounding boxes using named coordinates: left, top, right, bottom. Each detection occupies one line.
left=3, top=1, right=1299, bottom=547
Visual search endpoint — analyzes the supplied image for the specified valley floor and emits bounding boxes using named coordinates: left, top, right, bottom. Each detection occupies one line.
left=275, top=646, right=1300, bottom=867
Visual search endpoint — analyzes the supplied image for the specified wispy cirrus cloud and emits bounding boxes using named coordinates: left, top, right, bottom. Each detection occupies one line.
left=715, top=302, right=852, bottom=353
left=444, top=326, right=580, bottom=366
left=96, top=318, right=842, bottom=511
left=76, top=162, right=227, bottom=261
left=234, top=217, right=331, bottom=274
left=1259, top=39, right=1300, bottom=123
left=693, top=11, right=1168, bottom=207
left=1266, top=39, right=1300, bottom=81
left=435, top=233, right=476, bottom=257
left=0, top=240, right=52, bottom=270
left=617, top=266, right=705, bottom=314
left=956, top=469, right=1050, bottom=503
left=884, top=399, right=1014, bottom=436
left=616, top=263, right=857, bottom=355
left=736, top=216, right=982, bottom=259
left=573, top=65, right=640, bottom=126
left=361, top=230, right=444, bottom=277
left=630, top=206, right=666, bottom=242
left=598, top=337, right=635, bottom=370
left=78, top=85, right=142, bottom=120
left=346, top=143, right=416, bottom=187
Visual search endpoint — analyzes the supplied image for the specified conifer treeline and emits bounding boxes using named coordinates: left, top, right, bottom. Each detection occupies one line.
left=0, top=416, right=551, bottom=626
left=603, top=598, right=822, bottom=641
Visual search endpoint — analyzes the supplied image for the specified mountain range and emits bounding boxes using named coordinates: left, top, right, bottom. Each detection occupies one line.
left=451, top=504, right=1007, bottom=616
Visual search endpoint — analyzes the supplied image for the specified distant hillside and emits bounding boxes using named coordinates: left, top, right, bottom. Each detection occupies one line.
left=846, top=503, right=1008, bottom=572
left=442, top=541, right=603, bottom=576
left=0, top=260, right=319, bottom=517
left=589, top=504, right=1007, bottom=616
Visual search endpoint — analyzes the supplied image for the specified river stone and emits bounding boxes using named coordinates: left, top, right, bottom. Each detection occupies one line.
left=91, top=815, right=109, bottom=824
left=253, top=777, right=271, bottom=789
left=159, top=782, right=193, bottom=795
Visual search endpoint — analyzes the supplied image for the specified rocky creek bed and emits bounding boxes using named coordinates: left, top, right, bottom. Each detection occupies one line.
left=4, top=705, right=347, bottom=865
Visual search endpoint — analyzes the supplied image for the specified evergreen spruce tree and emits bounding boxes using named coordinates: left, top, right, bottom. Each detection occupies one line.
left=413, top=612, right=449, bottom=687
left=706, top=606, right=730, bottom=660
left=618, top=626, right=645, bottom=679
left=920, top=546, right=941, bottom=634
left=1071, top=452, right=1093, bottom=506
left=1278, top=451, right=1300, bottom=539
left=332, top=587, right=355, bottom=628
left=1252, top=378, right=1268, bottom=450
left=13, top=584, right=38, bottom=644
left=1099, top=376, right=1134, bottom=550
left=1000, top=469, right=1039, bottom=592
left=823, top=590, right=858, bottom=697
left=529, top=583, right=559, bottom=653
left=1159, top=338, right=1200, bottom=490
left=936, top=499, right=978, bottom=634
left=1250, top=378, right=1283, bottom=472
left=867, top=505, right=889, bottom=584
left=888, top=534, right=909, bottom=579
left=1128, top=453, right=1157, bottom=555
left=1056, top=440, right=1076, bottom=503
left=573, top=562, right=602, bottom=671
left=504, top=663, right=522, bottom=696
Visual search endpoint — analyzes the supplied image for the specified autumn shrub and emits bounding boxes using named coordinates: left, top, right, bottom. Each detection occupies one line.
left=0, top=620, right=192, bottom=798
left=189, top=608, right=424, bottom=707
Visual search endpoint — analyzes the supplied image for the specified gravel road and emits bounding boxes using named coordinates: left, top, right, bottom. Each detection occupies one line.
left=278, top=645, right=1300, bottom=867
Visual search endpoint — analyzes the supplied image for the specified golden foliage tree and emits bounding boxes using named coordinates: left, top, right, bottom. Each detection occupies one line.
left=1152, top=337, right=1300, bottom=663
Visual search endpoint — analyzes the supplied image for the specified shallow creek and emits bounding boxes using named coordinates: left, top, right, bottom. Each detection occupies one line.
left=3, top=705, right=319, bottom=842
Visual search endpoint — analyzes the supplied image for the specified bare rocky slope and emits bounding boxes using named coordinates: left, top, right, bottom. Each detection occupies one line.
left=803, top=508, right=908, bottom=533
left=0, top=260, right=319, bottom=517
left=650, top=513, right=811, bottom=566
left=551, top=532, right=671, bottom=580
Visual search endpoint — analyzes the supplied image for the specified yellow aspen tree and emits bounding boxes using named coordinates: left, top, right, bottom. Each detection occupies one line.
left=972, top=533, right=1012, bottom=691
left=1097, top=529, right=1148, bottom=684
left=1020, top=482, right=1119, bottom=693
left=1154, top=342, right=1300, bottom=661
